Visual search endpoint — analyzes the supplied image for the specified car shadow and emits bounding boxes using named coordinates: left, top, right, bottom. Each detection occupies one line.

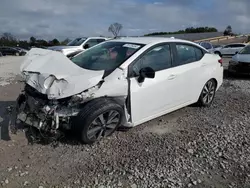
left=0, top=101, right=16, bottom=141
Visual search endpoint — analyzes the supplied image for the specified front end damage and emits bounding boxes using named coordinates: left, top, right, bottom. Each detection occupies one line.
left=15, top=84, right=78, bottom=142
left=14, top=48, right=130, bottom=143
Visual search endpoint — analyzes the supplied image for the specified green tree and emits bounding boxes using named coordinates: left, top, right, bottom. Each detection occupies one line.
left=224, top=25, right=232, bottom=36
left=30, top=36, right=36, bottom=46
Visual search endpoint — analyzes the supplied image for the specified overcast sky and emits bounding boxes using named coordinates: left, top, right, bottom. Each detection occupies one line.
left=0, top=0, right=250, bottom=40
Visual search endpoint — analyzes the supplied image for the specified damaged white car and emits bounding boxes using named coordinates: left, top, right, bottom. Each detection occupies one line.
left=15, top=37, right=223, bottom=144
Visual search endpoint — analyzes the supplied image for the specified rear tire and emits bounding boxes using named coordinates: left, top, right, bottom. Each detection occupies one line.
left=73, top=98, right=123, bottom=144
left=198, top=79, right=216, bottom=107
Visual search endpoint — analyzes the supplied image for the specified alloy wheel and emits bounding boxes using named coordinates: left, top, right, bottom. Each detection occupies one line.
left=86, top=110, right=121, bottom=140
left=202, top=80, right=215, bottom=105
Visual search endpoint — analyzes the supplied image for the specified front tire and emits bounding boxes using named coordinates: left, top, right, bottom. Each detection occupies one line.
left=73, top=98, right=123, bottom=144
left=198, top=79, right=216, bottom=107
left=15, top=52, right=20, bottom=56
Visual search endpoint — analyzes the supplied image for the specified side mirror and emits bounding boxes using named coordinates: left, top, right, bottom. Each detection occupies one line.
left=138, top=67, right=155, bottom=83
left=235, top=51, right=238, bottom=54
left=83, top=44, right=89, bottom=49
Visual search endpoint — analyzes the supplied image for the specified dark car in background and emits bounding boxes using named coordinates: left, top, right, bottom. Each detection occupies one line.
left=0, top=46, right=27, bottom=56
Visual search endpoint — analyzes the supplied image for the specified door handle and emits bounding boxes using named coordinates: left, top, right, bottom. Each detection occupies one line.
left=168, top=74, right=176, bottom=80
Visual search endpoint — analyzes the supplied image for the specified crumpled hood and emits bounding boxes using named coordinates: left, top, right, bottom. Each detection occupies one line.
left=232, top=54, right=250, bottom=63
left=20, top=48, right=104, bottom=99
left=47, top=46, right=78, bottom=51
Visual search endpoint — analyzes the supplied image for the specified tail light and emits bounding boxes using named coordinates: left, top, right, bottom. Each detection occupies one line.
left=218, top=59, right=223, bottom=66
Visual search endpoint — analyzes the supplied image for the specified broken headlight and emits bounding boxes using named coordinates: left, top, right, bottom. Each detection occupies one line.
left=44, top=75, right=56, bottom=89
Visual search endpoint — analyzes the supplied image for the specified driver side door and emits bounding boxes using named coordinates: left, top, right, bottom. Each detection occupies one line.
left=128, top=43, right=183, bottom=125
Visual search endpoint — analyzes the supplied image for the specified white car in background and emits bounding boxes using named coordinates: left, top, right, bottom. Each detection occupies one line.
left=48, top=37, right=107, bottom=56
left=17, top=37, right=223, bottom=144
left=228, top=45, right=250, bottom=75
left=214, top=43, right=247, bottom=57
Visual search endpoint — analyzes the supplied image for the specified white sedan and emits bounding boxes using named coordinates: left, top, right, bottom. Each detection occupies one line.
left=214, top=43, right=247, bottom=57
left=17, top=37, right=223, bottom=144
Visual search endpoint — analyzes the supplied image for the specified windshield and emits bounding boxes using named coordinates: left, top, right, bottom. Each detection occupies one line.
left=71, top=41, right=144, bottom=71
left=67, top=37, right=87, bottom=46
left=239, top=45, right=250, bottom=54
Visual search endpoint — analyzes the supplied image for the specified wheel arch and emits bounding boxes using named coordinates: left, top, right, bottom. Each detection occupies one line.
left=78, top=96, right=128, bottom=123
left=210, top=78, right=218, bottom=90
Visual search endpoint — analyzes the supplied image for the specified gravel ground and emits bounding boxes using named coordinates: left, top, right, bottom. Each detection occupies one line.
left=0, top=56, right=250, bottom=188
left=0, top=56, right=24, bottom=86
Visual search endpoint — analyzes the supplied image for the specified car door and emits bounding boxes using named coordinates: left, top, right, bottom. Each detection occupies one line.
left=128, top=43, right=185, bottom=125
left=173, top=43, right=208, bottom=102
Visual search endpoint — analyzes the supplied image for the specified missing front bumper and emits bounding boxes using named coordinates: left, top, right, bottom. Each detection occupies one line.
left=15, top=92, right=76, bottom=132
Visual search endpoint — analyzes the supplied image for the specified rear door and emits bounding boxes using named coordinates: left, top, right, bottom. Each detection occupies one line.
left=172, top=43, right=208, bottom=102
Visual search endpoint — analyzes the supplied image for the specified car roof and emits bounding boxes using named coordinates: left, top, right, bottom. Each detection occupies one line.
left=226, top=43, right=246, bottom=45
left=87, top=36, right=107, bottom=39
left=110, top=37, right=194, bottom=45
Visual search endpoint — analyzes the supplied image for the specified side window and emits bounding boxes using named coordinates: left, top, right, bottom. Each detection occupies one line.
left=132, top=44, right=172, bottom=76
left=233, top=44, right=245, bottom=48
left=224, top=45, right=231, bottom=48
left=207, top=43, right=213, bottom=49
left=86, top=39, right=99, bottom=47
left=202, top=42, right=212, bottom=50
left=176, top=44, right=198, bottom=65
left=194, top=48, right=204, bottom=60
left=97, top=39, right=105, bottom=43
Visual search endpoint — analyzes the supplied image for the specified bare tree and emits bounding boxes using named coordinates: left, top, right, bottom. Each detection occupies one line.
left=108, top=23, right=123, bottom=38
left=1, top=32, right=16, bottom=41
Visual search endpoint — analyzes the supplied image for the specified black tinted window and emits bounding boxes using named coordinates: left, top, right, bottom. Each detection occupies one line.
left=231, top=44, right=245, bottom=48
left=132, top=44, right=172, bottom=75
left=86, top=39, right=99, bottom=47
left=176, top=44, right=199, bottom=65
left=97, top=39, right=105, bottom=43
